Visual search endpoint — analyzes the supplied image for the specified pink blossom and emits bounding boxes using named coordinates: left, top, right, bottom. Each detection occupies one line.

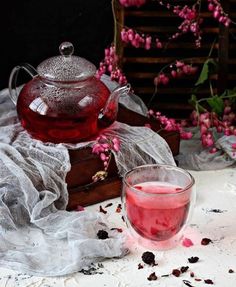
left=181, top=120, right=188, bottom=127
left=113, top=143, right=120, bottom=152
left=92, top=136, right=121, bottom=177
left=96, top=45, right=127, bottom=84
left=176, top=61, right=185, bottom=68
left=208, top=3, right=214, bottom=11
left=200, top=125, right=208, bottom=134
left=232, top=143, right=236, bottom=149
left=207, top=0, right=231, bottom=26
left=209, top=147, right=218, bottom=153
left=156, top=40, right=163, bottom=49
left=103, top=161, right=108, bottom=167
left=181, top=131, right=193, bottom=140
left=148, top=109, right=154, bottom=116
left=75, top=205, right=85, bottom=212
left=224, top=128, right=231, bottom=136
left=100, top=153, right=106, bottom=161
left=145, top=123, right=151, bottom=129
left=171, top=70, right=177, bottom=78
left=154, top=73, right=170, bottom=86
left=145, top=36, right=152, bottom=50
left=92, top=143, right=104, bottom=154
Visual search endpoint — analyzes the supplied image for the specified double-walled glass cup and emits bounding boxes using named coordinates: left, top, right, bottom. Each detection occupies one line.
left=122, top=164, right=196, bottom=250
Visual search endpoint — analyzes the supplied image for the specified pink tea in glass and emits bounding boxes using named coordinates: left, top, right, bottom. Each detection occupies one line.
left=126, top=181, right=190, bottom=241
left=122, top=164, right=195, bottom=249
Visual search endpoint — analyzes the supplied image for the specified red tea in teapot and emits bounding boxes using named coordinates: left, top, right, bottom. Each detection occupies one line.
left=16, top=77, right=113, bottom=143
left=8, top=42, right=129, bottom=143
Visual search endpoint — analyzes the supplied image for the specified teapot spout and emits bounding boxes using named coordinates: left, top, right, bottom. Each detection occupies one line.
left=98, top=84, right=131, bottom=127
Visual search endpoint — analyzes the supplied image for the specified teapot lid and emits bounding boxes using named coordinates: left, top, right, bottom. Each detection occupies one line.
left=37, top=42, right=96, bottom=82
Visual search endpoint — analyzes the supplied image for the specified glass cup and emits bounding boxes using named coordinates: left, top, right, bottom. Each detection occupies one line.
left=122, top=164, right=196, bottom=250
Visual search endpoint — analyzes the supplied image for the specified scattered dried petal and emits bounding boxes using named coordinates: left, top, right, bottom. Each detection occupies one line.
left=161, top=274, right=170, bottom=277
left=181, top=266, right=189, bottom=273
left=188, top=256, right=199, bottom=263
left=201, top=238, right=212, bottom=245
left=229, top=269, right=234, bottom=273
left=147, top=272, right=158, bottom=281
left=204, top=279, right=214, bottom=284
left=195, top=278, right=202, bottom=281
left=190, top=272, right=195, bottom=277
left=111, top=228, right=123, bottom=233
left=105, top=203, right=113, bottom=208
left=116, top=204, right=122, bottom=213
left=138, top=263, right=144, bottom=269
left=172, top=269, right=181, bottom=277
left=142, top=251, right=155, bottom=265
left=208, top=209, right=225, bottom=213
left=182, top=238, right=194, bottom=247
left=97, top=230, right=109, bottom=240
left=183, top=280, right=194, bottom=287
left=99, top=205, right=107, bottom=214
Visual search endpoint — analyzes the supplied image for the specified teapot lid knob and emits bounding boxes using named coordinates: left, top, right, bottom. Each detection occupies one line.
left=59, top=42, right=74, bottom=57
left=37, top=41, right=96, bottom=81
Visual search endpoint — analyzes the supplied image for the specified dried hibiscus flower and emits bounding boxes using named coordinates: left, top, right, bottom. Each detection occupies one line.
left=188, top=256, right=199, bottom=263
left=141, top=251, right=155, bottom=265
left=204, top=279, right=214, bottom=284
left=138, top=263, right=144, bottom=269
left=201, top=238, right=212, bottom=245
left=147, top=272, right=158, bottom=281
left=181, top=266, right=189, bottom=273
left=172, top=269, right=181, bottom=277
left=99, top=205, right=107, bottom=214
left=97, top=230, right=109, bottom=239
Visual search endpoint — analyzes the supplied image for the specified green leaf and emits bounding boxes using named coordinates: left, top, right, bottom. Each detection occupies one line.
left=228, top=87, right=236, bottom=96
left=188, top=94, right=197, bottom=106
left=207, top=95, right=224, bottom=115
left=188, top=94, right=206, bottom=113
left=195, top=59, right=217, bottom=86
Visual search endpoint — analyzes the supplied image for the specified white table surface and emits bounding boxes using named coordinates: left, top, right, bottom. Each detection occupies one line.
left=0, top=168, right=235, bottom=287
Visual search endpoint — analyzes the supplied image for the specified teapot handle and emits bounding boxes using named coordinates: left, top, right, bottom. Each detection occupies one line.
left=8, top=63, right=38, bottom=105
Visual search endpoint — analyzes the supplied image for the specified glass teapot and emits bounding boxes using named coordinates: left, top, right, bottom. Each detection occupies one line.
left=8, top=42, right=130, bottom=143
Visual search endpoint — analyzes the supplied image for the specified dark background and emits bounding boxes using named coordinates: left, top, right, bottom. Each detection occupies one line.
left=0, top=0, right=114, bottom=89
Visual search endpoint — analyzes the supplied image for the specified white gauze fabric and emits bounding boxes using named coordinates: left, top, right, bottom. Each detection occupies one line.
left=175, top=127, right=236, bottom=170
left=0, top=86, right=175, bottom=277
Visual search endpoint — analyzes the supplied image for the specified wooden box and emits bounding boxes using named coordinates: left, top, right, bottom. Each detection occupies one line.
left=66, top=105, right=180, bottom=210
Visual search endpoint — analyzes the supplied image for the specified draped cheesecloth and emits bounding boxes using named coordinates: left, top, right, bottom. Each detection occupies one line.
left=175, top=127, right=236, bottom=170
left=0, top=77, right=175, bottom=276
